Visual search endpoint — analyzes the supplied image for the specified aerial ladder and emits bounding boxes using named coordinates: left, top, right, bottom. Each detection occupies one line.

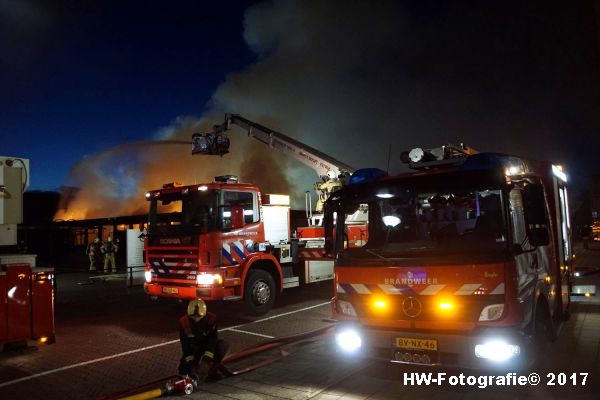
left=192, top=114, right=356, bottom=224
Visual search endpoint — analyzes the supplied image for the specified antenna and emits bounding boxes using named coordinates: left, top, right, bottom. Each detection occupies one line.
left=386, top=143, right=392, bottom=173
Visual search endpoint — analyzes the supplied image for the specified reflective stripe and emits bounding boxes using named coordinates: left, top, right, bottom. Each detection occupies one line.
left=338, top=282, right=498, bottom=295
left=350, top=284, right=371, bottom=294
left=490, top=283, right=505, bottom=295
left=454, top=284, right=482, bottom=295
left=203, top=351, right=214, bottom=359
left=419, top=284, right=446, bottom=295
left=221, top=243, right=235, bottom=265
left=377, top=284, right=402, bottom=294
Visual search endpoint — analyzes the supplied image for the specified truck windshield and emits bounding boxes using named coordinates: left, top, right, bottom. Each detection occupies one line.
left=337, top=174, right=508, bottom=263
left=148, top=189, right=217, bottom=236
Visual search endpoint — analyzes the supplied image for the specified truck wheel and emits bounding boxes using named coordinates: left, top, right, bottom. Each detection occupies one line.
left=244, top=270, right=276, bottom=316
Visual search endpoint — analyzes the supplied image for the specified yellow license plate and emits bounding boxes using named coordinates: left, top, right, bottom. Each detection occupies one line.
left=396, top=337, right=438, bottom=351
left=162, top=287, right=179, bottom=294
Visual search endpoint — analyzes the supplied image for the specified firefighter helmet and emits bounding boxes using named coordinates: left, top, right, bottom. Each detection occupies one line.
left=94, top=238, right=100, bottom=243
left=187, top=299, right=207, bottom=319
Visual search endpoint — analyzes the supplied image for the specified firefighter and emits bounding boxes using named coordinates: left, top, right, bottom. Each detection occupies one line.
left=101, top=236, right=118, bottom=273
left=86, top=238, right=101, bottom=272
left=178, top=299, right=229, bottom=385
left=314, top=170, right=342, bottom=213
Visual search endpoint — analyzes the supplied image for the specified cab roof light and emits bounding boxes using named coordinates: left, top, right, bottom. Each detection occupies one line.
left=215, top=175, right=238, bottom=183
left=162, top=182, right=183, bottom=188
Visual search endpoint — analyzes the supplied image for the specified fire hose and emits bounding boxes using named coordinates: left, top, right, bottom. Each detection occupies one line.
left=98, top=324, right=334, bottom=400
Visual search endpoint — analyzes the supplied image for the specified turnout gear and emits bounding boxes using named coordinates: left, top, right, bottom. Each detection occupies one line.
left=314, top=174, right=342, bottom=213
left=178, top=300, right=228, bottom=381
left=101, top=237, right=119, bottom=273
left=86, top=238, right=101, bottom=271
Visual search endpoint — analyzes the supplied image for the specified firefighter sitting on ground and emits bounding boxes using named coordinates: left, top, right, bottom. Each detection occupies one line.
left=178, top=299, right=229, bottom=385
left=86, top=238, right=101, bottom=272
left=101, top=237, right=118, bottom=273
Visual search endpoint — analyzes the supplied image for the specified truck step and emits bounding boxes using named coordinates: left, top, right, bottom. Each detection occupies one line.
left=283, top=276, right=300, bottom=289
left=222, top=296, right=242, bottom=301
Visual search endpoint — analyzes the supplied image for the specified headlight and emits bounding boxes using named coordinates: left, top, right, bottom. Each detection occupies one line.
left=475, top=340, right=520, bottom=362
left=144, top=270, right=152, bottom=283
left=197, top=273, right=223, bottom=285
left=478, top=304, right=504, bottom=321
left=335, top=328, right=362, bottom=353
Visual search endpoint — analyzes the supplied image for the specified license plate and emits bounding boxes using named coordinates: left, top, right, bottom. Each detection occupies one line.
left=396, top=337, right=438, bottom=351
left=162, top=287, right=179, bottom=294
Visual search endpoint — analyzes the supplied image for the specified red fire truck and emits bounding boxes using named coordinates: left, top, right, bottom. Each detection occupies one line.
left=143, top=115, right=362, bottom=315
left=327, top=145, right=572, bottom=369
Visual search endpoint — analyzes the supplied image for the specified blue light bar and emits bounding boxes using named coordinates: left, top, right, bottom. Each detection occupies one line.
left=348, top=168, right=388, bottom=185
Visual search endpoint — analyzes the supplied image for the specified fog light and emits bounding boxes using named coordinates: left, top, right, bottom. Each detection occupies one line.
left=335, top=329, right=362, bottom=353
left=144, top=270, right=152, bottom=283
left=478, top=304, right=504, bottom=321
left=475, top=340, right=520, bottom=362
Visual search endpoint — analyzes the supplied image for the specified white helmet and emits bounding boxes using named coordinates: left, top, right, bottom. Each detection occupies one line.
left=326, top=170, right=337, bottom=180
left=107, top=237, right=112, bottom=242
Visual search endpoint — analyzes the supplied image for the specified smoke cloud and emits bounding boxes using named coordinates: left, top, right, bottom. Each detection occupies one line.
left=56, top=0, right=600, bottom=219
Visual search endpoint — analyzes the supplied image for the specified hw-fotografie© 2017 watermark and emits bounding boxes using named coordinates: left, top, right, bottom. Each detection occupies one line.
left=404, top=372, right=590, bottom=389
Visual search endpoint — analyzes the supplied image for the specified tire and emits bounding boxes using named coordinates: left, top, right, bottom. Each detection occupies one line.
left=244, top=269, right=276, bottom=316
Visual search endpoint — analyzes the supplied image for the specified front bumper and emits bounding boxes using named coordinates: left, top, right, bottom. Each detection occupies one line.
left=144, top=283, right=235, bottom=300
left=336, top=323, right=530, bottom=371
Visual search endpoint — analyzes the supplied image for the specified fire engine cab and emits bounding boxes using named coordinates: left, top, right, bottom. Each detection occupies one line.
left=327, top=145, right=572, bottom=369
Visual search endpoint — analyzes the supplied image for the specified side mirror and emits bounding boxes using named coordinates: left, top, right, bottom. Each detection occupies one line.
left=231, top=206, right=245, bottom=230
left=523, top=183, right=550, bottom=246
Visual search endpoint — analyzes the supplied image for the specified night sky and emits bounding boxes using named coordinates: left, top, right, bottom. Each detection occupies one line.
left=1, top=0, right=256, bottom=190
left=1, top=1, right=599, bottom=217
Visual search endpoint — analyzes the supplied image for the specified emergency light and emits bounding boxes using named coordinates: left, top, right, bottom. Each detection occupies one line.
left=348, top=168, right=388, bottom=185
left=214, top=175, right=238, bottom=183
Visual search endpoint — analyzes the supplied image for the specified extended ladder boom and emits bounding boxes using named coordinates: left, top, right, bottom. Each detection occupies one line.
left=192, top=114, right=355, bottom=180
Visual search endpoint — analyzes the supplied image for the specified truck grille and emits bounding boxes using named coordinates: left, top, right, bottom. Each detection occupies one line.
left=147, top=250, right=199, bottom=282
left=340, top=293, right=504, bottom=322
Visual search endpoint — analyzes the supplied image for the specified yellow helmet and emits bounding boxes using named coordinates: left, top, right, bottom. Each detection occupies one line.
left=187, top=299, right=207, bottom=318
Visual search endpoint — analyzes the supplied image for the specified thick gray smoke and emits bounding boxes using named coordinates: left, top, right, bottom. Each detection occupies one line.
left=57, top=0, right=599, bottom=219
